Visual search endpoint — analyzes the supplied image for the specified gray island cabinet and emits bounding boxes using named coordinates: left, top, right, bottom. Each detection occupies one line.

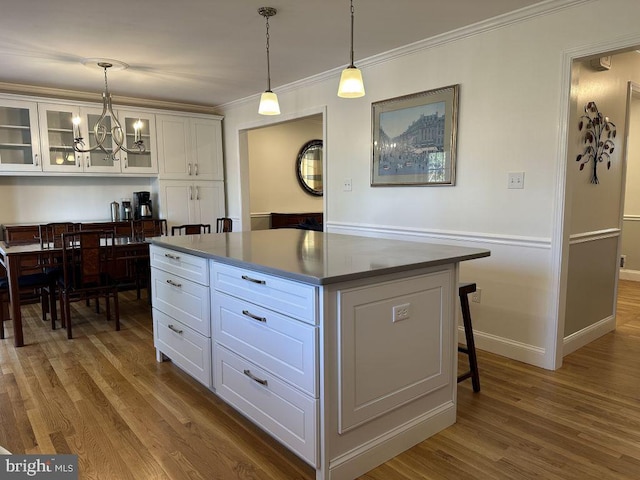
left=149, top=229, right=489, bottom=480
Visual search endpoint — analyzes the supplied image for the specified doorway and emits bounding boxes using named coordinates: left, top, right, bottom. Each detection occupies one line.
left=557, top=51, right=640, bottom=365
left=235, top=107, right=327, bottom=232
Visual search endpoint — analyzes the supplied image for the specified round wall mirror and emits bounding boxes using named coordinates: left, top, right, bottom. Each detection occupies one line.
left=296, top=139, right=323, bottom=196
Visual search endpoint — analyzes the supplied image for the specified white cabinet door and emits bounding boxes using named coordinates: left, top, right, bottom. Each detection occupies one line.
left=158, top=180, right=225, bottom=231
left=190, top=117, right=223, bottom=180
left=159, top=181, right=192, bottom=229
left=38, top=103, right=82, bottom=173
left=157, top=114, right=223, bottom=181
left=118, top=110, right=158, bottom=175
left=157, top=114, right=190, bottom=178
left=74, top=106, right=123, bottom=174
left=191, top=182, right=225, bottom=227
left=0, top=98, right=42, bottom=172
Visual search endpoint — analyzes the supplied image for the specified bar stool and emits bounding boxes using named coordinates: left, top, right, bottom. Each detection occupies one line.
left=457, top=282, right=481, bottom=392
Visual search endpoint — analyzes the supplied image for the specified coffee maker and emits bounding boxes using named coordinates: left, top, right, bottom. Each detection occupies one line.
left=133, top=191, right=153, bottom=219
left=121, top=198, right=133, bottom=221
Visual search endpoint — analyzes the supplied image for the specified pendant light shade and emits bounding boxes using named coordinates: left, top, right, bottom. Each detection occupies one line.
left=258, top=91, right=280, bottom=115
left=258, top=7, right=280, bottom=115
left=338, top=67, right=365, bottom=98
left=337, top=0, right=365, bottom=98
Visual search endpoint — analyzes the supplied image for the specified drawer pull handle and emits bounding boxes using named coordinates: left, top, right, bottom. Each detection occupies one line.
left=242, top=310, right=267, bottom=323
left=241, top=275, right=266, bottom=285
left=164, top=253, right=181, bottom=260
left=244, top=369, right=268, bottom=386
left=168, top=324, right=183, bottom=334
left=166, top=279, right=182, bottom=288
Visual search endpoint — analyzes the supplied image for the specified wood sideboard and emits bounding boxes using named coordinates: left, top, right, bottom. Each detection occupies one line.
left=270, top=212, right=323, bottom=230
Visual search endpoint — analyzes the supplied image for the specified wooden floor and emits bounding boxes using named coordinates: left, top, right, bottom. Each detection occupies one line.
left=2, top=282, right=640, bottom=479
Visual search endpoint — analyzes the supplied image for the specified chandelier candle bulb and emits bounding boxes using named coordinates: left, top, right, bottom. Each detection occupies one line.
left=72, top=116, right=81, bottom=140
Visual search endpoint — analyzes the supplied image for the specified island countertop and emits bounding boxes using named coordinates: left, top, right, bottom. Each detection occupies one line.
left=151, top=229, right=490, bottom=285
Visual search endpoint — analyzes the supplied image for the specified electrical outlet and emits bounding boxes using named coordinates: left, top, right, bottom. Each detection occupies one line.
left=620, top=255, right=627, bottom=268
left=471, top=289, right=482, bottom=303
left=508, top=172, right=525, bottom=189
left=392, top=303, right=411, bottom=322
left=343, top=178, right=352, bottom=191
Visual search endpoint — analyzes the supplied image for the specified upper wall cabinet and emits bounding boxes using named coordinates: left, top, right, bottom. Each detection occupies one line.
left=157, top=114, right=224, bottom=181
left=74, top=106, right=124, bottom=174
left=118, top=110, right=158, bottom=175
left=38, top=103, right=82, bottom=173
left=0, top=98, right=42, bottom=172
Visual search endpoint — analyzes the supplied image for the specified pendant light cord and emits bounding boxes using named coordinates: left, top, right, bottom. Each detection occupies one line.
left=349, top=0, right=355, bottom=68
left=265, top=14, right=272, bottom=91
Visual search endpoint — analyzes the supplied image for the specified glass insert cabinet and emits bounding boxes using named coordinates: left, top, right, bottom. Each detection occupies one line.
left=0, top=99, right=42, bottom=172
left=38, top=104, right=157, bottom=174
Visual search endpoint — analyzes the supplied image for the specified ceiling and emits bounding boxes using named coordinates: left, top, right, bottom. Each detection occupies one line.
left=1, top=0, right=549, bottom=108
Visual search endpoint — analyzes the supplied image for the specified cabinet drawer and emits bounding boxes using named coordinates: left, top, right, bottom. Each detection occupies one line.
left=212, top=263, right=317, bottom=325
left=150, top=245, right=209, bottom=285
left=213, top=292, right=318, bottom=396
left=214, top=344, right=317, bottom=467
left=151, top=268, right=210, bottom=336
left=154, top=309, right=211, bottom=388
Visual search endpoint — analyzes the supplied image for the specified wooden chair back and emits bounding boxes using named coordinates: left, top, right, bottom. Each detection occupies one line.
left=171, top=224, right=211, bottom=236
left=39, top=222, right=78, bottom=248
left=216, top=217, right=233, bottom=233
left=132, top=219, right=167, bottom=239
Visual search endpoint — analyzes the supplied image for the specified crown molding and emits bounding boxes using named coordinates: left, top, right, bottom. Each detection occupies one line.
left=220, top=0, right=588, bottom=111
left=0, top=81, right=221, bottom=115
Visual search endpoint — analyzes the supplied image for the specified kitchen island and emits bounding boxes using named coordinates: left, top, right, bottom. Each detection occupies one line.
left=150, top=229, right=489, bottom=480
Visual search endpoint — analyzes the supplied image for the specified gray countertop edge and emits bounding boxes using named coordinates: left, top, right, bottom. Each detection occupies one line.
left=150, top=237, right=490, bottom=286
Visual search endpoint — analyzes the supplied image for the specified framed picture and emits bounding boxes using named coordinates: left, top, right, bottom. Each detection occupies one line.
left=371, top=84, right=459, bottom=186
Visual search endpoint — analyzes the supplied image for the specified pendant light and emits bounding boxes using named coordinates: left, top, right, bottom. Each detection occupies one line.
left=337, top=0, right=365, bottom=98
left=258, top=7, right=280, bottom=115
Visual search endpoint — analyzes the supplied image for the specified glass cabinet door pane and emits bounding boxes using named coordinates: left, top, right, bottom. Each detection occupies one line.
left=46, top=110, right=75, bottom=167
left=124, top=116, right=152, bottom=168
left=0, top=106, right=35, bottom=166
left=87, top=113, right=116, bottom=168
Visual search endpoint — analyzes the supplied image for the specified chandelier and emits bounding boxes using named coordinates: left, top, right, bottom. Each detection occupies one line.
left=73, top=61, right=146, bottom=158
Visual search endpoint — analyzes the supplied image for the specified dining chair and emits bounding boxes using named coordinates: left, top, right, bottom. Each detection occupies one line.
left=132, top=219, right=167, bottom=239
left=58, top=230, right=120, bottom=339
left=0, top=269, right=57, bottom=340
left=216, top=217, right=233, bottom=233
left=130, top=219, right=166, bottom=300
left=171, top=224, right=211, bottom=236
left=38, top=222, right=80, bottom=330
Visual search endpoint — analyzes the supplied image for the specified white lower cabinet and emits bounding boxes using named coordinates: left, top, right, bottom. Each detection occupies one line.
left=158, top=180, right=225, bottom=231
left=150, top=245, right=212, bottom=388
left=154, top=309, right=211, bottom=386
left=214, top=344, right=318, bottom=465
left=212, top=261, right=319, bottom=467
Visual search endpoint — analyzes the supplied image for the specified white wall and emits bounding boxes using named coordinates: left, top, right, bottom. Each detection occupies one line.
left=219, top=0, right=640, bottom=369
left=248, top=116, right=323, bottom=215
left=0, top=176, right=153, bottom=226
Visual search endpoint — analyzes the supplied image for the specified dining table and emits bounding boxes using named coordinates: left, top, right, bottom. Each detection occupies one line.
left=0, top=236, right=151, bottom=347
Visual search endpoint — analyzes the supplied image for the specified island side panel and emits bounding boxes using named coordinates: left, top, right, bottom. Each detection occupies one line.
left=317, top=263, right=459, bottom=480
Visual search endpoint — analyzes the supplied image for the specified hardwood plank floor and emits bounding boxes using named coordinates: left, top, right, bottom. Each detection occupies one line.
left=1, top=282, right=640, bottom=479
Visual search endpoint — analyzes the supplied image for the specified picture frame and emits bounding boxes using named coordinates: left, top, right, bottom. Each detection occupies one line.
left=371, top=84, right=459, bottom=186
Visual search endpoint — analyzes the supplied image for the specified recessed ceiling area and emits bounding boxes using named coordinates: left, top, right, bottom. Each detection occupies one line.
left=1, top=0, right=550, bottom=107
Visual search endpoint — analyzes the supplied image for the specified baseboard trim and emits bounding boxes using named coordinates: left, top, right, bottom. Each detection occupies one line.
left=620, top=269, right=640, bottom=282
left=457, top=327, right=547, bottom=368
left=562, top=315, right=615, bottom=357
left=327, top=402, right=455, bottom=480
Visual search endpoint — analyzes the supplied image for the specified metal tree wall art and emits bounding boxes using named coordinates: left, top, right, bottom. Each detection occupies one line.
left=576, top=101, right=616, bottom=184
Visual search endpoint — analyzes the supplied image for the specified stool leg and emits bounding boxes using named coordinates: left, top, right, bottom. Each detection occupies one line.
left=459, top=289, right=480, bottom=392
